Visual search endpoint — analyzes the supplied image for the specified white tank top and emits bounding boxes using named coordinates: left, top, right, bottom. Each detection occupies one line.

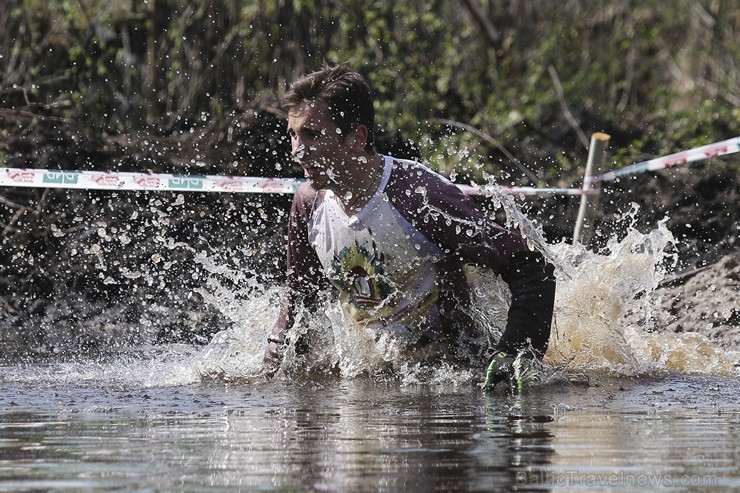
left=307, top=156, right=444, bottom=328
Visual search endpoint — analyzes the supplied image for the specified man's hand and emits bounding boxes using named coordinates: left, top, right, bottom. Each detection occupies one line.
left=262, top=337, right=284, bottom=379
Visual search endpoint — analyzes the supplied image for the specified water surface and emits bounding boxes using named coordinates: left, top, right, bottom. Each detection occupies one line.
left=1, top=361, right=737, bottom=492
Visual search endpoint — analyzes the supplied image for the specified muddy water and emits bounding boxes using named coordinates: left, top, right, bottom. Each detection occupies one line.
left=1, top=360, right=738, bottom=492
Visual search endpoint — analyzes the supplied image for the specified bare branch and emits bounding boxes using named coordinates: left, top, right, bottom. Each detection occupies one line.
left=547, top=65, right=590, bottom=149
left=429, top=117, right=540, bottom=185
left=0, top=108, right=70, bottom=122
left=0, top=194, right=27, bottom=210
left=461, top=0, right=501, bottom=44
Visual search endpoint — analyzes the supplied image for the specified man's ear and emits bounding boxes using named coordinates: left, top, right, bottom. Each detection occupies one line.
left=349, top=125, right=369, bottom=152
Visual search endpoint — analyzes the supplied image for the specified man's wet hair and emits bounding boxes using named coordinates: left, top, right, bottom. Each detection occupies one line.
left=282, top=63, right=375, bottom=152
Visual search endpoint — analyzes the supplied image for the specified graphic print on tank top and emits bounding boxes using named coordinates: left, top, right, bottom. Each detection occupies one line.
left=330, top=239, right=391, bottom=309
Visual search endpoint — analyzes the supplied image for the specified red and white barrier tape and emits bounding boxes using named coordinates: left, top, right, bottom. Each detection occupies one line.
left=457, top=184, right=599, bottom=196
left=0, top=166, right=592, bottom=196
left=0, top=168, right=302, bottom=194
left=590, top=136, right=739, bottom=184
left=1, top=136, right=735, bottom=196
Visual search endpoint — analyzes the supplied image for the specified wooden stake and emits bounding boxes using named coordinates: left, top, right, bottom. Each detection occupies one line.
left=573, top=132, right=611, bottom=245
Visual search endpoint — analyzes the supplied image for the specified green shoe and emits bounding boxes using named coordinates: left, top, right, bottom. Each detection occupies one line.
left=483, top=351, right=514, bottom=389
left=510, top=352, right=541, bottom=392
left=483, top=351, right=540, bottom=392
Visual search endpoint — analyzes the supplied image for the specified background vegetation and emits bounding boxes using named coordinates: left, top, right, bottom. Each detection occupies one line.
left=2, top=0, right=737, bottom=177
left=0, top=0, right=737, bottom=357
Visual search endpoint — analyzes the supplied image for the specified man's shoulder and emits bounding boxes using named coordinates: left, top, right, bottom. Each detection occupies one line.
left=384, top=154, right=486, bottom=225
left=386, top=156, right=462, bottom=197
left=387, top=155, right=428, bottom=175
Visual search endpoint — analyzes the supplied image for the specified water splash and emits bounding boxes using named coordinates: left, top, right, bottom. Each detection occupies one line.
left=189, top=250, right=283, bottom=381
left=2, top=197, right=734, bottom=389
left=189, top=193, right=736, bottom=386
left=546, top=216, right=734, bottom=376
left=0, top=345, right=203, bottom=387
left=475, top=185, right=736, bottom=377
left=484, top=177, right=553, bottom=263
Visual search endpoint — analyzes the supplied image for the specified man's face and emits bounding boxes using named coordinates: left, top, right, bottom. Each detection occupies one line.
left=287, top=99, right=354, bottom=191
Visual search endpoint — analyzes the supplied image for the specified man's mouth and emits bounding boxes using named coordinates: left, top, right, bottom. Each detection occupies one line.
left=303, top=166, right=321, bottom=180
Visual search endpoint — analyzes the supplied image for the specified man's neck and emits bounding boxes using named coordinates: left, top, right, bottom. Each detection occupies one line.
left=336, top=153, right=384, bottom=213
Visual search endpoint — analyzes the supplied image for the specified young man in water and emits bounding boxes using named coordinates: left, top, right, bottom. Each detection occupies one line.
left=262, top=64, right=555, bottom=391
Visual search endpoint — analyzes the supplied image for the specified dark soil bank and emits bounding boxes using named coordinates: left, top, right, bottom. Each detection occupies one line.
left=1, top=111, right=738, bottom=360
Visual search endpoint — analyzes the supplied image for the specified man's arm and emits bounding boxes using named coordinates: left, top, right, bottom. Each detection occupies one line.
left=384, top=160, right=528, bottom=271
left=385, top=161, right=555, bottom=358
left=262, top=184, right=325, bottom=378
